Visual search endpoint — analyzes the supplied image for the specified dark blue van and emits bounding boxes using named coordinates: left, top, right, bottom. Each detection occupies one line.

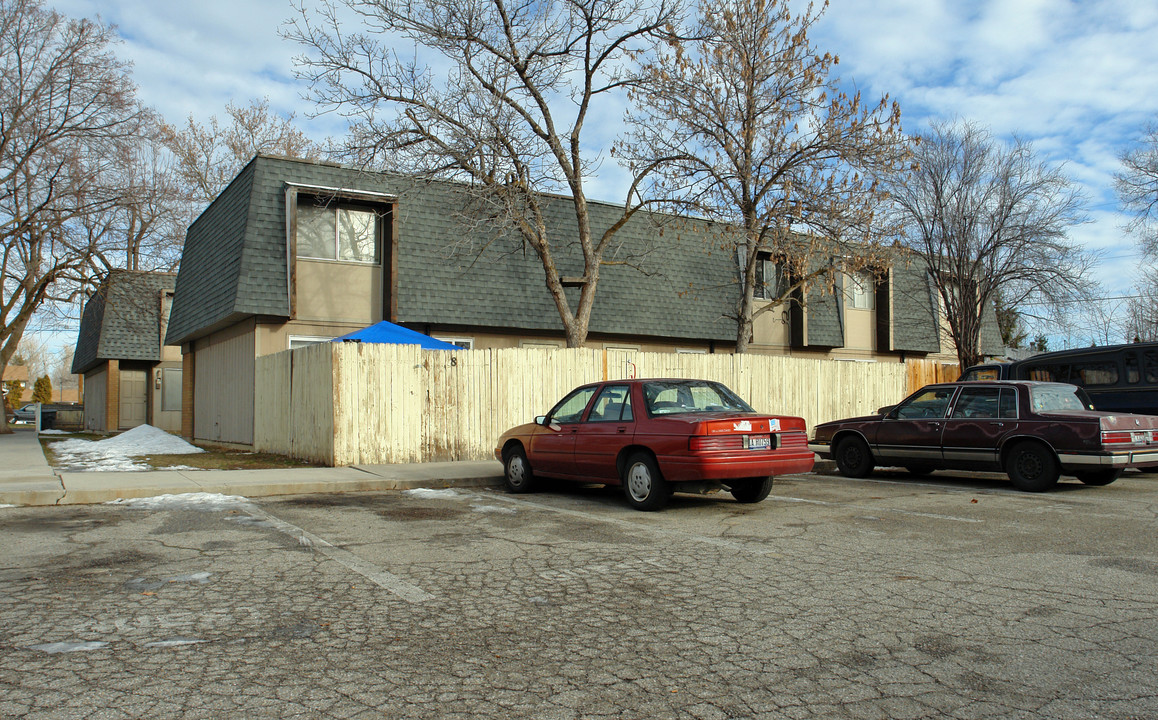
left=960, top=342, right=1158, bottom=416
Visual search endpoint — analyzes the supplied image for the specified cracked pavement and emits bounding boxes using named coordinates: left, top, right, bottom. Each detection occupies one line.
left=1, top=470, right=1156, bottom=719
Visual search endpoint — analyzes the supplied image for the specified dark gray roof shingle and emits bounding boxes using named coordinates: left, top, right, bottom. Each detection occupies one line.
left=166, top=155, right=994, bottom=356
left=72, top=270, right=177, bottom=374
left=168, top=156, right=736, bottom=345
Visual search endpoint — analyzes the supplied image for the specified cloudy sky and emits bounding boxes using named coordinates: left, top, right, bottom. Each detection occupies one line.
left=47, top=0, right=1158, bottom=341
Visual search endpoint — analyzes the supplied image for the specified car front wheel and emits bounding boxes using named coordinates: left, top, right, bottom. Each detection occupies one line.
left=729, top=477, right=773, bottom=503
left=834, top=436, right=874, bottom=478
left=1005, top=442, right=1059, bottom=492
left=1075, top=469, right=1121, bottom=486
left=503, top=446, right=536, bottom=493
left=622, top=452, right=669, bottom=511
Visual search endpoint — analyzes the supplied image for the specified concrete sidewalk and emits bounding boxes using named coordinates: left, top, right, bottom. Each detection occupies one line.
left=0, top=427, right=504, bottom=507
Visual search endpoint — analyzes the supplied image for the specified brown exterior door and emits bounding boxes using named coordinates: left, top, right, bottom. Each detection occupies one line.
left=118, top=369, right=148, bottom=429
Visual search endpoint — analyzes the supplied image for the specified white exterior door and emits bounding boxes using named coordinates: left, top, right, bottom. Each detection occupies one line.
left=118, top=369, right=148, bottom=429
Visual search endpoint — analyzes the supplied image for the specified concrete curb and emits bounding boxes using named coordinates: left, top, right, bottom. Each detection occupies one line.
left=1, top=462, right=508, bottom=507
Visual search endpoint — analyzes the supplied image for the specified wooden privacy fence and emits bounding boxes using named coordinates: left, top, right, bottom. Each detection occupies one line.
left=255, top=343, right=952, bottom=466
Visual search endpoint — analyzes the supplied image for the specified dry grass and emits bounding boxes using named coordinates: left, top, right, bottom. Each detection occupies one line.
left=140, top=450, right=322, bottom=471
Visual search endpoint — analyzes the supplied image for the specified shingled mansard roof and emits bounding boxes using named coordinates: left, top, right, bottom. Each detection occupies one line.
left=166, top=154, right=1001, bottom=355
left=72, top=270, right=177, bottom=374
left=166, top=155, right=738, bottom=347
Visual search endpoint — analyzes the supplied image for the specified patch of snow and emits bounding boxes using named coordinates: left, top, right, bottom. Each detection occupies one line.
left=30, top=641, right=109, bottom=654
left=125, top=572, right=212, bottom=592
left=0, top=504, right=16, bottom=509
left=49, top=424, right=204, bottom=472
left=162, top=465, right=203, bottom=471
left=470, top=503, right=516, bottom=515
left=404, top=488, right=459, bottom=499
left=107, top=492, right=249, bottom=510
left=39, top=429, right=72, bottom=435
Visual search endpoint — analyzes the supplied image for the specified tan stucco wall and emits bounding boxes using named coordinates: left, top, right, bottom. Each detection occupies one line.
left=150, top=359, right=183, bottom=434
left=295, top=259, right=382, bottom=325
left=751, top=301, right=791, bottom=348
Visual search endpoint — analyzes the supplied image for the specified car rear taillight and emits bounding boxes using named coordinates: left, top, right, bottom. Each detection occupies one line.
left=689, top=435, right=744, bottom=452
left=1101, top=431, right=1134, bottom=445
left=1152, top=430, right=1158, bottom=443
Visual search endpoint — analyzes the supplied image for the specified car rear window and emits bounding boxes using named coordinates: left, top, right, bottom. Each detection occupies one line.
left=1028, top=385, right=1092, bottom=413
left=643, top=380, right=754, bottom=415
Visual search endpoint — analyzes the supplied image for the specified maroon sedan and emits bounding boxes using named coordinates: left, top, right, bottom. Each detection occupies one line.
left=494, top=378, right=814, bottom=510
left=809, top=380, right=1158, bottom=491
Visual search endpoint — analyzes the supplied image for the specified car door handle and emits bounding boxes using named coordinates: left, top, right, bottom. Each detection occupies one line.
left=989, top=422, right=1005, bottom=427
left=617, top=426, right=627, bottom=433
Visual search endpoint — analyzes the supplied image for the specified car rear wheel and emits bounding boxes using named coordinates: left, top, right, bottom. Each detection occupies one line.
left=622, top=452, right=669, bottom=511
left=834, top=436, right=874, bottom=478
left=1005, top=442, right=1059, bottom=492
left=503, top=446, right=536, bottom=493
left=729, top=477, right=773, bottom=503
left=1075, top=469, right=1121, bottom=486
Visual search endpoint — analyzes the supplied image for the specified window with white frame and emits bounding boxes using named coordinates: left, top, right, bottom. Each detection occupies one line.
left=289, top=335, right=333, bottom=350
left=754, top=253, right=783, bottom=300
left=297, top=196, right=382, bottom=264
left=435, top=337, right=474, bottom=349
left=847, top=270, right=874, bottom=310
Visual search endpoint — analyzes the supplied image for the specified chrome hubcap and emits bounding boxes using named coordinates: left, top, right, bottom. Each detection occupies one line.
left=507, top=456, right=526, bottom=486
left=627, top=462, right=652, bottom=501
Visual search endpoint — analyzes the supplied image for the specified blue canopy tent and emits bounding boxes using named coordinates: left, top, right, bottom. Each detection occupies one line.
left=332, top=321, right=464, bottom=350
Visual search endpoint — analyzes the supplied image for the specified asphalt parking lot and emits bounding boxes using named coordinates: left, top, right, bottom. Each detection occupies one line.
left=1, top=469, right=1156, bottom=719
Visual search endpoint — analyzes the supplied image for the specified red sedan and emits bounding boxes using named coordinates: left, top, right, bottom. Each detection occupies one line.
left=494, top=378, right=814, bottom=510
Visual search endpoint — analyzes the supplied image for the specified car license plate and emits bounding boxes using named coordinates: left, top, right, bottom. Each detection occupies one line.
left=1134, top=431, right=1148, bottom=443
left=747, top=435, right=771, bottom=450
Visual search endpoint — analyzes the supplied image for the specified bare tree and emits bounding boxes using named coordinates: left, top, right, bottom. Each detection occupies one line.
left=1115, top=121, right=1158, bottom=343
left=160, top=98, right=324, bottom=210
left=621, top=0, right=907, bottom=352
left=1124, top=268, right=1158, bottom=342
left=885, top=120, right=1093, bottom=368
left=1116, top=122, right=1158, bottom=258
left=285, top=0, right=682, bottom=347
left=0, top=0, right=148, bottom=433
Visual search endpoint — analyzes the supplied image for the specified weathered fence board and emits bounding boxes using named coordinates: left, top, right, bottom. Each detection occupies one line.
left=256, top=345, right=957, bottom=466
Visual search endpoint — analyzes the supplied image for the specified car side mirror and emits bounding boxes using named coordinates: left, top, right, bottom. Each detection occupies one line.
left=535, top=415, right=547, bottom=425
left=877, top=405, right=895, bottom=417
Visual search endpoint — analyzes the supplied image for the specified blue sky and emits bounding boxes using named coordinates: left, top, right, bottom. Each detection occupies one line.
left=44, top=0, right=1158, bottom=346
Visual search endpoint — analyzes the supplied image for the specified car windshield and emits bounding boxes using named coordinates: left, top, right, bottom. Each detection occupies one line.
left=642, top=380, right=754, bottom=416
left=1028, top=384, right=1093, bottom=413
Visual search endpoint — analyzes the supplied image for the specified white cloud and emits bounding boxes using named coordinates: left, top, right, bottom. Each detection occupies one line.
left=36, top=0, right=1158, bottom=344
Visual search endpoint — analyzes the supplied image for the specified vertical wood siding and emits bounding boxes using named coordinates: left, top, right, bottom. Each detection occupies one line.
left=83, top=368, right=107, bottom=431
left=193, top=327, right=256, bottom=444
left=256, top=346, right=957, bottom=466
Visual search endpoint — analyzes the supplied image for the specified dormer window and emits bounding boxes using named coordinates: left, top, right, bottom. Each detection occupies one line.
left=754, top=253, right=783, bottom=300
left=297, top=197, right=382, bottom=264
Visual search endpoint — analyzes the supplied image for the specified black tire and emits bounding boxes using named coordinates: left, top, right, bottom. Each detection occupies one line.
left=834, top=436, right=874, bottom=478
left=1076, top=469, right=1121, bottom=486
left=622, top=452, right=669, bottom=511
left=903, top=464, right=936, bottom=476
left=1005, top=442, right=1059, bottom=492
left=503, top=445, right=536, bottom=493
left=730, top=477, right=774, bottom=504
